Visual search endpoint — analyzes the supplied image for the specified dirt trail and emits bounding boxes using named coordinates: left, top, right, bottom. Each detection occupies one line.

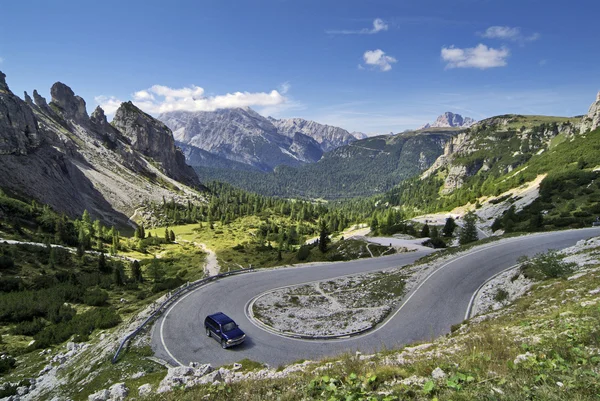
left=196, top=242, right=220, bottom=276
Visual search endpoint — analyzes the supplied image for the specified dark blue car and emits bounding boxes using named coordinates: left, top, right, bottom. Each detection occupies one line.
left=204, top=312, right=246, bottom=349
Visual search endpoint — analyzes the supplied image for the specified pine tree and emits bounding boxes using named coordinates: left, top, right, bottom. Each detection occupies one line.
left=459, top=212, right=479, bottom=245
left=131, top=260, right=143, bottom=282
left=420, top=224, right=430, bottom=238
left=113, top=265, right=124, bottom=286
left=318, top=220, right=330, bottom=253
left=98, top=252, right=110, bottom=273
left=442, top=217, right=457, bottom=237
left=149, top=257, right=164, bottom=283
left=165, top=228, right=170, bottom=242
left=170, top=230, right=175, bottom=242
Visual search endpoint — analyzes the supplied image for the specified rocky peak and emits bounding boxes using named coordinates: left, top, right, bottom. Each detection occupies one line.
left=581, top=91, right=600, bottom=134
left=50, top=82, right=89, bottom=121
left=24, top=91, right=33, bottom=105
left=420, top=112, right=476, bottom=130
left=0, top=71, right=8, bottom=92
left=112, top=101, right=201, bottom=188
left=90, top=106, right=122, bottom=143
left=0, top=71, right=40, bottom=154
left=33, top=90, right=48, bottom=109
left=91, top=106, right=108, bottom=124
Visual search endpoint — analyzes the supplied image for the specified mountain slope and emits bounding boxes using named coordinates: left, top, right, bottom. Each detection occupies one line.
left=0, top=71, right=205, bottom=228
left=194, top=129, right=458, bottom=199
left=159, top=108, right=360, bottom=171
left=383, top=96, right=600, bottom=230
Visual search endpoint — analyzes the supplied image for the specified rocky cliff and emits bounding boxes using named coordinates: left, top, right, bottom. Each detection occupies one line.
left=112, top=102, right=200, bottom=187
left=0, top=71, right=205, bottom=228
left=159, top=108, right=360, bottom=171
left=581, top=91, right=600, bottom=134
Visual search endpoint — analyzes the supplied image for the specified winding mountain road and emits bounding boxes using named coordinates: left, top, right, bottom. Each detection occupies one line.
left=151, top=228, right=600, bottom=367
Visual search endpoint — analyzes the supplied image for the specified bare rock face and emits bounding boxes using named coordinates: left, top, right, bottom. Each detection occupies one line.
left=50, top=82, right=89, bottom=121
left=270, top=117, right=359, bottom=152
left=0, top=70, right=40, bottom=154
left=112, top=102, right=201, bottom=188
left=581, top=91, right=600, bottom=133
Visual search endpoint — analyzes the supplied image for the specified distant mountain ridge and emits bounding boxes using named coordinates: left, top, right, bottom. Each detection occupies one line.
left=158, top=108, right=363, bottom=171
left=193, top=128, right=458, bottom=199
left=420, top=112, right=476, bottom=130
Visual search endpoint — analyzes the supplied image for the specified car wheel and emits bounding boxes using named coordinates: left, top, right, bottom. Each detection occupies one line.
left=206, top=328, right=211, bottom=337
left=221, top=340, right=227, bottom=349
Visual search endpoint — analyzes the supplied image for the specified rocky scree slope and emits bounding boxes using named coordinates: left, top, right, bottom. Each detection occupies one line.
left=0, top=71, right=204, bottom=228
left=159, top=108, right=361, bottom=171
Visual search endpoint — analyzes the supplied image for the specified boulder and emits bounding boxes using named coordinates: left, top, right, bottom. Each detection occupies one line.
left=431, top=367, right=447, bottom=380
left=138, top=383, right=152, bottom=397
left=88, top=389, right=110, bottom=401
left=108, top=382, right=128, bottom=400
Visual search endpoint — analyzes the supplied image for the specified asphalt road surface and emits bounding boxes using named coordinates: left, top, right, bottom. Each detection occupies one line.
left=152, top=228, right=600, bottom=367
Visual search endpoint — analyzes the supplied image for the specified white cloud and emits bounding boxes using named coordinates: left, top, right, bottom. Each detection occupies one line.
left=132, top=90, right=155, bottom=101
left=279, top=82, right=291, bottom=95
left=363, top=49, right=397, bottom=72
left=479, top=26, right=540, bottom=43
left=94, top=95, right=123, bottom=115
left=326, top=18, right=388, bottom=35
left=441, top=44, right=509, bottom=69
left=96, top=84, right=288, bottom=115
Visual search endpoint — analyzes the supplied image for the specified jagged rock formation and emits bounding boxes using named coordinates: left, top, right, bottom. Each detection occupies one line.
left=0, top=71, right=204, bottom=227
left=581, top=91, right=600, bottom=133
left=0, top=72, right=40, bottom=155
left=159, top=108, right=360, bottom=171
left=112, top=102, right=200, bottom=187
left=420, top=112, right=476, bottom=130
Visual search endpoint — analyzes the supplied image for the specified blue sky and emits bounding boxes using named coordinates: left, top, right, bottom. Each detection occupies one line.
left=1, top=0, right=598, bottom=134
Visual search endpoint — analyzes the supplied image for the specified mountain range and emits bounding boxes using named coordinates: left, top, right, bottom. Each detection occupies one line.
left=158, top=108, right=365, bottom=171
left=0, top=71, right=204, bottom=228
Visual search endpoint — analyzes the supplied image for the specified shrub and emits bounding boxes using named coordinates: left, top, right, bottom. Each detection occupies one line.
left=33, top=308, right=120, bottom=349
left=494, top=288, right=509, bottom=302
left=296, top=245, right=312, bottom=261
left=83, top=288, right=109, bottom=306
left=0, top=355, right=16, bottom=374
left=0, top=255, right=14, bottom=270
left=422, top=237, right=447, bottom=249
left=151, top=277, right=184, bottom=293
left=518, top=250, right=575, bottom=280
left=11, top=318, right=46, bottom=336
